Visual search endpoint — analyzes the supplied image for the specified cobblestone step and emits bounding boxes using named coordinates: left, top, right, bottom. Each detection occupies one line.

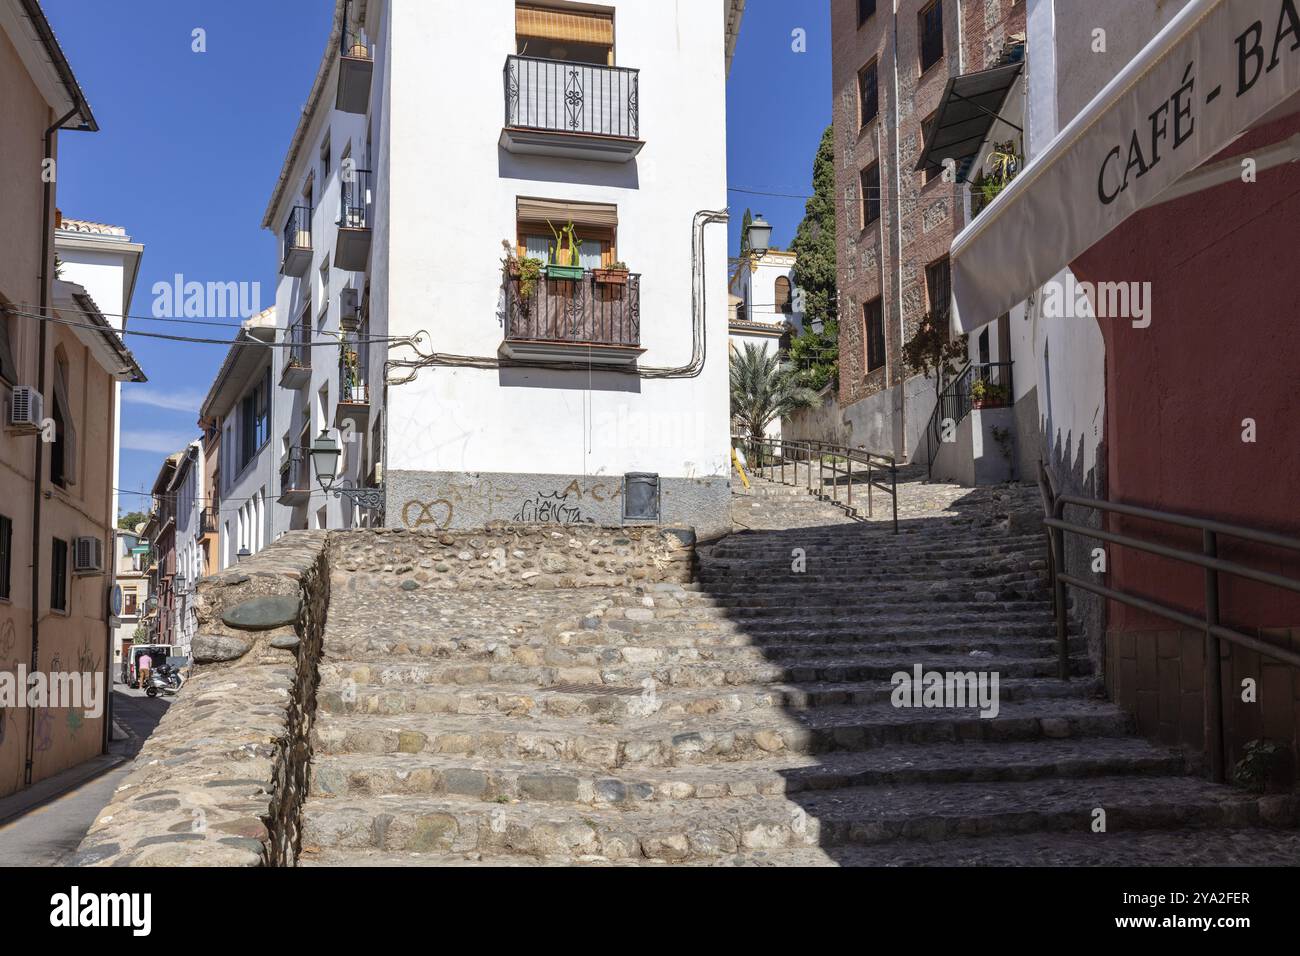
left=317, top=650, right=1093, bottom=690
left=299, top=826, right=1300, bottom=867
left=317, top=674, right=1104, bottom=721
left=312, top=698, right=1133, bottom=767
left=308, top=737, right=1184, bottom=803
left=300, top=776, right=1290, bottom=863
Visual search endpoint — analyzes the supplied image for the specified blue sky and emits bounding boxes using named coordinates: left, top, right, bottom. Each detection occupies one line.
left=44, top=0, right=830, bottom=517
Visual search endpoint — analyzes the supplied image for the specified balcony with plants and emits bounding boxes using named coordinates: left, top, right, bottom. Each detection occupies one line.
left=500, top=221, right=642, bottom=365
left=335, top=344, right=370, bottom=428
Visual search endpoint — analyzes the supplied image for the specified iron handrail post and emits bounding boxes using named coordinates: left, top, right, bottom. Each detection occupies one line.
left=891, top=461, right=898, bottom=535
left=1052, top=497, right=1070, bottom=680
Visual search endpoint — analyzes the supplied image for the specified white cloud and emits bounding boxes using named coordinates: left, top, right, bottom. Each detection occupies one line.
left=121, top=430, right=198, bottom=454
left=122, top=387, right=208, bottom=415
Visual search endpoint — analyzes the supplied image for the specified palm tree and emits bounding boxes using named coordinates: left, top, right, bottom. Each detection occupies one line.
left=730, top=343, right=819, bottom=449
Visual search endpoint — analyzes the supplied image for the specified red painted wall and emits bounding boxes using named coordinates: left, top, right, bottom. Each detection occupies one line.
left=1072, top=113, right=1300, bottom=633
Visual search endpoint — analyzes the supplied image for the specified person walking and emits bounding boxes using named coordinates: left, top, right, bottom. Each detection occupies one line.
left=137, top=651, right=153, bottom=692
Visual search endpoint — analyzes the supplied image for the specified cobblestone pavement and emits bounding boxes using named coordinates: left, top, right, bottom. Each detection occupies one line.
left=299, top=473, right=1300, bottom=866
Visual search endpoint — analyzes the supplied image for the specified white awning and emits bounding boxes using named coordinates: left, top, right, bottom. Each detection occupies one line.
left=951, top=0, right=1300, bottom=333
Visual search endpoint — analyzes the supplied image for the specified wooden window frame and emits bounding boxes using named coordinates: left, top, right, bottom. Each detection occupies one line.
left=858, top=59, right=879, bottom=128
left=919, top=0, right=944, bottom=75
left=517, top=222, right=617, bottom=268
left=864, top=298, right=886, bottom=373
left=860, top=163, right=881, bottom=228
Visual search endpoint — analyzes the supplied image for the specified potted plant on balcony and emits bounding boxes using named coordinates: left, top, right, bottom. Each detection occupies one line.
left=501, top=240, right=544, bottom=304
left=594, top=261, right=630, bottom=286
left=971, top=378, right=1009, bottom=409
left=545, top=220, right=586, bottom=281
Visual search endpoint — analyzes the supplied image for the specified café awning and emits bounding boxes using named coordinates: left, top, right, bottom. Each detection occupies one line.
left=950, top=0, right=1300, bottom=333
left=914, top=59, right=1024, bottom=179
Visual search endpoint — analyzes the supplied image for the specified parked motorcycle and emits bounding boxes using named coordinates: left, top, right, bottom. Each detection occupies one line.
left=145, top=664, right=185, bottom=698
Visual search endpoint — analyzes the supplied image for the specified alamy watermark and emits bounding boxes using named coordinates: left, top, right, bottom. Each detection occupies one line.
left=891, top=665, right=1000, bottom=719
left=0, top=666, right=106, bottom=719
left=151, top=273, right=262, bottom=319
left=1040, top=274, right=1152, bottom=328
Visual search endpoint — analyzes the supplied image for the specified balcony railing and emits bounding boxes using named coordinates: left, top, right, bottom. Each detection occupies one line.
left=281, top=319, right=312, bottom=387
left=504, top=270, right=641, bottom=362
left=199, top=508, right=218, bottom=535
left=282, top=206, right=312, bottom=276
left=339, top=349, right=369, bottom=405
left=336, top=169, right=374, bottom=270
left=504, top=55, right=640, bottom=140
left=278, top=446, right=311, bottom=504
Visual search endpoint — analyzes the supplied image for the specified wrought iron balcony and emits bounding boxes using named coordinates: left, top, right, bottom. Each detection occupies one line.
left=282, top=206, right=312, bottom=276
left=336, top=24, right=373, bottom=114
left=199, top=507, right=218, bottom=536
left=503, top=270, right=643, bottom=365
left=336, top=169, right=373, bottom=271
left=281, top=319, right=312, bottom=388
left=336, top=348, right=371, bottom=429
left=502, top=55, right=643, bottom=163
left=278, top=446, right=312, bottom=505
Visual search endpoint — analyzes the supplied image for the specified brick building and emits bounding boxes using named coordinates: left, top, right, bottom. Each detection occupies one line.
left=827, top=0, right=1025, bottom=460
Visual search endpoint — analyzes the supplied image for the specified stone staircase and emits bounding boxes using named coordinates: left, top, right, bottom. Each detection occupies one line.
left=298, top=474, right=1300, bottom=866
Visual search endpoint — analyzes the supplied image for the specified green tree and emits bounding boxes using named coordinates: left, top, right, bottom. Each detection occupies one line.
left=730, top=343, right=819, bottom=445
left=118, top=511, right=148, bottom=531
left=739, top=208, right=753, bottom=256
left=786, top=319, right=839, bottom=392
left=902, top=309, right=968, bottom=396
left=789, top=125, right=839, bottom=334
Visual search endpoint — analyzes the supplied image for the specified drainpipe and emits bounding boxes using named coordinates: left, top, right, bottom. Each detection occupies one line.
left=25, top=106, right=78, bottom=785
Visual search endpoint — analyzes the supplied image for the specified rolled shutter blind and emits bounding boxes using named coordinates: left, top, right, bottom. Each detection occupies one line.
left=517, top=198, right=618, bottom=228
left=516, top=5, right=614, bottom=45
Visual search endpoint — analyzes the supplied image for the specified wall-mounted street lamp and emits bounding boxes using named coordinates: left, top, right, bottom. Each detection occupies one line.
left=236, top=547, right=251, bottom=563
left=311, top=429, right=383, bottom=511
left=745, top=213, right=773, bottom=258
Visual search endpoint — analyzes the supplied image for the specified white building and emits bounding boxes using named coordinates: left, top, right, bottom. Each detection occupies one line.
left=729, top=247, right=803, bottom=336
left=111, top=529, right=149, bottom=677
left=54, top=216, right=144, bottom=523
left=260, top=0, right=745, bottom=539
left=166, top=441, right=204, bottom=657
left=201, top=308, right=280, bottom=570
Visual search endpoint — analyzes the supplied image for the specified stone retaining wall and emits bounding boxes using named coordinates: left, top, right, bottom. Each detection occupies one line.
left=73, top=524, right=697, bottom=866
left=72, top=532, right=330, bottom=867
left=331, top=526, right=696, bottom=592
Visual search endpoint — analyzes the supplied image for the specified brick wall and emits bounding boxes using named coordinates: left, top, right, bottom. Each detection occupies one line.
left=831, top=0, right=1025, bottom=412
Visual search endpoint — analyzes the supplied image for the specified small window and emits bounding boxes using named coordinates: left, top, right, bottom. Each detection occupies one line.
left=0, top=309, right=18, bottom=385
left=919, top=0, right=944, bottom=74
left=864, top=298, right=886, bottom=373
left=861, top=164, right=881, bottom=227
left=926, top=256, right=952, bottom=316
left=858, top=0, right=877, bottom=26
left=319, top=135, right=331, bottom=183
left=516, top=4, right=614, bottom=66
left=50, top=351, right=76, bottom=488
left=123, top=589, right=138, bottom=616
left=51, top=537, right=68, bottom=612
left=921, top=112, right=942, bottom=183
left=774, top=276, right=793, bottom=314
left=0, top=514, right=11, bottom=601
left=858, top=61, right=879, bottom=127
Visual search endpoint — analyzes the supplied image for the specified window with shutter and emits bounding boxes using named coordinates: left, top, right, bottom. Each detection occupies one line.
left=774, top=277, right=792, bottom=314
left=865, top=298, right=886, bottom=373
left=859, top=61, right=879, bottom=126
left=516, top=4, right=614, bottom=65
left=861, top=164, right=881, bottom=227
left=919, top=1, right=944, bottom=73
left=926, top=257, right=952, bottom=316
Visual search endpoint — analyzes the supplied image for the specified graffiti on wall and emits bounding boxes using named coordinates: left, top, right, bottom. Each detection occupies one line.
left=401, top=478, right=623, bottom=530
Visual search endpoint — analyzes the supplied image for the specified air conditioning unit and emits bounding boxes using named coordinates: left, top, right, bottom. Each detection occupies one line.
left=74, top=536, right=105, bottom=575
left=9, top=386, right=44, bottom=433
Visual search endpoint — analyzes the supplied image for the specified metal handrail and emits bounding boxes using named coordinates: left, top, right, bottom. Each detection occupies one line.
left=1036, top=460, right=1300, bottom=782
left=926, top=360, right=1015, bottom=478
left=734, top=435, right=898, bottom=534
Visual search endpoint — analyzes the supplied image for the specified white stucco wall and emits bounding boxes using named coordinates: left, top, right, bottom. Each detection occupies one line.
left=376, top=0, right=732, bottom=499
left=731, top=251, right=804, bottom=334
